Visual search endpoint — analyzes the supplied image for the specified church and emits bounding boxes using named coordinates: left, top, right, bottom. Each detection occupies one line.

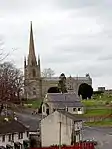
left=24, top=22, right=92, bottom=100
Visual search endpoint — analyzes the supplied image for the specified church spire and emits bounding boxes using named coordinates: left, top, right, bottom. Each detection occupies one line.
left=28, top=21, right=37, bottom=66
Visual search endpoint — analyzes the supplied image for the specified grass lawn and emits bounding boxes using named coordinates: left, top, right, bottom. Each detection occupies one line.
left=82, top=99, right=108, bottom=107
left=85, top=119, right=112, bottom=127
left=84, top=108, right=112, bottom=116
left=82, top=93, right=112, bottom=107
left=23, top=100, right=42, bottom=109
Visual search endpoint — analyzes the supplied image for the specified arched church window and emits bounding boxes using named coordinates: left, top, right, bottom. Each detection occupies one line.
left=32, top=69, right=36, bottom=77
left=33, top=87, right=36, bottom=95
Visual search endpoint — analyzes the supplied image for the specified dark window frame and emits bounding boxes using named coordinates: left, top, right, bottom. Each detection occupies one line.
left=18, top=132, right=23, bottom=139
left=78, top=108, right=81, bottom=111
left=8, top=134, right=11, bottom=142
left=2, top=135, right=5, bottom=142
left=73, top=108, right=76, bottom=111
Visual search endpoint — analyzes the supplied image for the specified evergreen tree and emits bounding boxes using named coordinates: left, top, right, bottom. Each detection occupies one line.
left=58, top=73, right=67, bottom=93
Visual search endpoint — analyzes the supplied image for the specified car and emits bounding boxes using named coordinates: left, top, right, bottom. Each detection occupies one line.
left=83, top=139, right=98, bottom=145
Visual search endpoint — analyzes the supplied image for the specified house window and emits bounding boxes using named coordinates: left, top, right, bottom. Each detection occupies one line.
left=78, top=108, right=81, bottom=111
left=2, top=135, right=5, bottom=142
left=12, top=134, right=14, bottom=141
left=53, top=108, right=55, bottom=112
left=18, top=132, right=23, bottom=139
left=73, top=108, right=76, bottom=111
left=66, top=107, right=68, bottom=111
left=33, top=87, right=36, bottom=95
left=8, top=134, right=11, bottom=141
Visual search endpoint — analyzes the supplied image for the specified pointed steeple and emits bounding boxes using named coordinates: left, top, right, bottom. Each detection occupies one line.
left=28, top=21, right=37, bottom=66
left=24, top=56, right=26, bottom=68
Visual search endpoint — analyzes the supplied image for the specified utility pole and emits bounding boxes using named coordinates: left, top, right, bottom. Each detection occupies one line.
left=59, top=121, right=62, bottom=149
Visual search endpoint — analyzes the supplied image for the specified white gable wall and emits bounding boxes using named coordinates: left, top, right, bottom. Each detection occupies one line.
left=41, top=111, right=76, bottom=147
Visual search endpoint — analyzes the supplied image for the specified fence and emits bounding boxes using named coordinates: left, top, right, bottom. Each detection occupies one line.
left=31, top=142, right=95, bottom=149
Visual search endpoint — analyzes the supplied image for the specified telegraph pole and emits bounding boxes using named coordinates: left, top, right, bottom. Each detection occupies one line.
left=59, top=121, right=62, bottom=149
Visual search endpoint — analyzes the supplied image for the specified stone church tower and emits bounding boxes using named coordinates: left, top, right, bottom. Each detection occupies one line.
left=24, top=22, right=92, bottom=100
left=24, top=22, right=42, bottom=99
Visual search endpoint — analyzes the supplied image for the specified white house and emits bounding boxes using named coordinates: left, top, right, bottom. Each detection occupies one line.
left=41, top=110, right=83, bottom=147
left=42, top=93, right=84, bottom=116
left=0, top=119, right=29, bottom=149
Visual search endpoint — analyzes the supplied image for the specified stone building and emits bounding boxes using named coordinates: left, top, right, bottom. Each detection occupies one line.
left=41, top=110, right=83, bottom=147
left=42, top=93, right=84, bottom=116
left=24, top=22, right=92, bottom=100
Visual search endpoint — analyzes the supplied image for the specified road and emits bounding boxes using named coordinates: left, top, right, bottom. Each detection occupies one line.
left=83, top=126, right=112, bottom=149
left=15, top=112, right=112, bottom=149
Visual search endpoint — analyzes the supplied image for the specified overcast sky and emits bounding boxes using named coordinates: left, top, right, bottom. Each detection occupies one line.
left=0, top=0, right=112, bottom=90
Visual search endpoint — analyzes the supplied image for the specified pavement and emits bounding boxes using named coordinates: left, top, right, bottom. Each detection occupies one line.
left=15, top=111, right=112, bottom=149
left=83, top=126, right=112, bottom=149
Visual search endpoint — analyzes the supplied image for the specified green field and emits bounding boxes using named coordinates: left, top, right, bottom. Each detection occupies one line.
left=84, top=108, right=112, bottom=116
left=85, top=118, right=112, bottom=127
left=82, top=93, right=112, bottom=107
left=23, top=100, right=42, bottom=109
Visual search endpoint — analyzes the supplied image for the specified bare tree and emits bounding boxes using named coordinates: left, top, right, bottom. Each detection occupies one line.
left=41, top=68, right=55, bottom=78
left=0, top=62, right=24, bottom=103
left=0, top=38, right=16, bottom=62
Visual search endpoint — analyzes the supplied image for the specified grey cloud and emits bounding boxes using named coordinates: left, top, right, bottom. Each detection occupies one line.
left=97, top=55, right=112, bottom=61
left=0, top=0, right=112, bottom=90
left=55, top=0, right=102, bottom=10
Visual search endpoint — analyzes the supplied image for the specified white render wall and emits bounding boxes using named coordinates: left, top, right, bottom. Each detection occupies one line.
left=41, top=111, right=82, bottom=147
left=0, top=132, right=29, bottom=147
left=42, top=103, right=84, bottom=116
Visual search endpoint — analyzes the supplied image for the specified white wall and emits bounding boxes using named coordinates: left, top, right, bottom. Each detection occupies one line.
left=41, top=112, right=59, bottom=147
left=41, top=111, right=83, bottom=147
left=42, top=104, right=84, bottom=116
left=68, top=107, right=84, bottom=114
left=0, top=132, right=29, bottom=147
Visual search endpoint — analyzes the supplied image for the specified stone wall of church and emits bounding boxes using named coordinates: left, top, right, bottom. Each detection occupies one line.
left=41, top=76, right=92, bottom=98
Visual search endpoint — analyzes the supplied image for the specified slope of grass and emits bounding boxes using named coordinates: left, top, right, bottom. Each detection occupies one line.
left=85, top=119, right=112, bottom=127
left=84, top=108, right=111, bottom=116
left=23, top=100, right=42, bottom=109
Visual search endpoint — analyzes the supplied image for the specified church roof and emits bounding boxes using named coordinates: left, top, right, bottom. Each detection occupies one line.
left=42, top=76, right=91, bottom=81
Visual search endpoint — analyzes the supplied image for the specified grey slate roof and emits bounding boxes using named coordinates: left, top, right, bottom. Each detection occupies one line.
left=47, top=93, right=80, bottom=102
left=46, top=93, right=83, bottom=108
left=57, top=110, right=82, bottom=122
left=51, top=101, right=83, bottom=108
left=0, top=120, right=29, bottom=134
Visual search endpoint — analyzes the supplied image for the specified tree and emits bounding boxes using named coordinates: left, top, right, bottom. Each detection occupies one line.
left=58, top=73, right=67, bottom=93
left=78, top=83, right=93, bottom=99
left=0, top=39, right=16, bottom=62
left=48, top=87, right=60, bottom=93
left=0, top=62, right=23, bottom=103
left=41, top=68, right=55, bottom=78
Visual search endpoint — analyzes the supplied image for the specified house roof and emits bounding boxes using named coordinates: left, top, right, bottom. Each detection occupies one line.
left=57, top=110, right=82, bottom=122
left=47, top=93, right=80, bottom=102
left=0, top=119, right=29, bottom=134
left=45, top=93, right=83, bottom=107
left=19, top=119, right=40, bottom=132
left=41, top=110, right=82, bottom=122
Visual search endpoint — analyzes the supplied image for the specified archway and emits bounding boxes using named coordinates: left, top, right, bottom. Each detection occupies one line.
left=47, top=87, right=60, bottom=93
left=78, top=83, right=93, bottom=99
